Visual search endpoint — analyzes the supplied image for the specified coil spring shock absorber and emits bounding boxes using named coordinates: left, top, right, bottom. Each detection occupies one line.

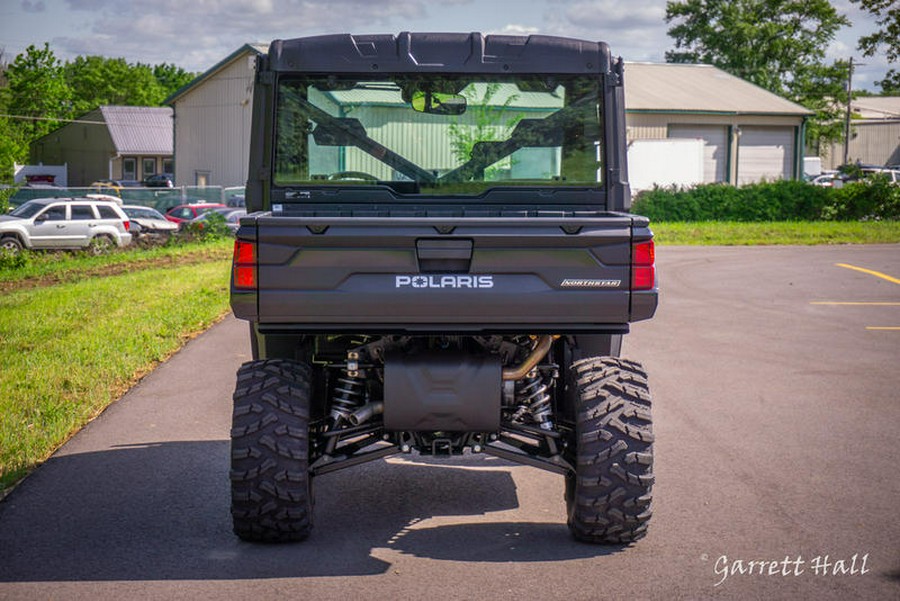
left=330, top=351, right=365, bottom=424
left=516, top=370, right=553, bottom=430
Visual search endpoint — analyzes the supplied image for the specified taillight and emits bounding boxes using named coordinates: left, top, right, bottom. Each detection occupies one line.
left=123, top=220, right=131, bottom=232
left=232, top=240, right=257, bottom=289
left=632, top=240, right=655, bottom=291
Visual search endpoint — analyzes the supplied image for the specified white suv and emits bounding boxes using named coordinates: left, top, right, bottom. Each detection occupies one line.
left=0, top=197, right=133, bottom=253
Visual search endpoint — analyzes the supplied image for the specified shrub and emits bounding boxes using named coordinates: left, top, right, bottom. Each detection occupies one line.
left=181, top=211, right=231, bottom=241
left=0, top=248, right=28, bottom=270
left=823, top=175, right=900, bottom=221
left=631, top=178, right=894, bottom=222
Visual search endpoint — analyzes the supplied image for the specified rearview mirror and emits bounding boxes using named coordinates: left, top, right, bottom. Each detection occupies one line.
left=411, top=91, right=467, bottom=115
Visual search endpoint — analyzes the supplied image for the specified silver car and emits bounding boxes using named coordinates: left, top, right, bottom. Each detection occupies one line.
left=122, top=205, right=178, bottom=236
left=1, top=197, right=133, bottom=253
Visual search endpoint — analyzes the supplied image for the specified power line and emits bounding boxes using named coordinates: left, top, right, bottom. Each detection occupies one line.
left=0, top=113, right=174, bottom=129
left=0, top=113, right=106, bottom=125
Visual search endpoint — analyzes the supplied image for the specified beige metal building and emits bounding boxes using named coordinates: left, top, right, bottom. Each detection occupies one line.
left=165, top=44, right=267, bottom=187
left=30, top=106, right=173, bottom=186
left=822, top=96, right=900, bottom=170
left=624, top=63, right=812, bottom=185
left=167, top=46, right=813, bottom=189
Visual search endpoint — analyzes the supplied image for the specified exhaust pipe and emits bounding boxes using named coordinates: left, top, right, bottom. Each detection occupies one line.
left=348, top=401, right=384, bottom=426
left=502, top=335, right=556, bottom=381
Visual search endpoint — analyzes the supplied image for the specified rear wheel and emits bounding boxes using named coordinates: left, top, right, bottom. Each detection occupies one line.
left=230, top=359, right=314, bottom=542
left=89, top=234, right=114, bottom=255
left=565, top=357, right=653, bottom=544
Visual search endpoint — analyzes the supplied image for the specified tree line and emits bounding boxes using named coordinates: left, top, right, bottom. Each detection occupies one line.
left=665, top=0, right=898, bottom=152
left=0, top=43, right=196, bottom=184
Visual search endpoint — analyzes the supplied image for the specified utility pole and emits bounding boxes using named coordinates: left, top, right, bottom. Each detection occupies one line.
left=843, top=58, right=855, bottom=166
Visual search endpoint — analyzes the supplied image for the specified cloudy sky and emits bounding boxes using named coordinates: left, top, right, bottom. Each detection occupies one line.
left=0, top=0, right=892, bottom=91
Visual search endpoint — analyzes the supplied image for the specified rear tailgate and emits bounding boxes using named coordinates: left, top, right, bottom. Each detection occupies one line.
left=233, top=214, right=656, bottom=332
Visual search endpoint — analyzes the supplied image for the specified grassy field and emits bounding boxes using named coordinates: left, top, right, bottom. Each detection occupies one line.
left=0, top=238, right=232, bottom=289
left=652, top=221, right=900, bottom=245
left=0, top=246, right=231, bottom=492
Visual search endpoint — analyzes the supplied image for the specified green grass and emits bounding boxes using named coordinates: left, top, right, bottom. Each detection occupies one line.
left=0, top=259, right=231, bottom=492
left=0, top=238, right=232, bottom=287
left=652, top=221, right=900, bottom=245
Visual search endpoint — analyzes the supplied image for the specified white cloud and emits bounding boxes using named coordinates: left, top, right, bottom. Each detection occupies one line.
left=539, top=0, right=670, bottom=62
left=493, top=24, right=541, bottom=35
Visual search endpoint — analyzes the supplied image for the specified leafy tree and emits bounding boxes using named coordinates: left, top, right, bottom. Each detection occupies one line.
left=0, top=116, right=27, bottom=185
left=65, top=56, right=166, bottom=114
left=4, top=43, right=72, bottom=143
left=665, top=0, right=851, bottom=147
left=152, top=63, right=196, bottom=97
left=851, top=0, right=900, bottom=92
left=0, top=48, right=22, bottom=184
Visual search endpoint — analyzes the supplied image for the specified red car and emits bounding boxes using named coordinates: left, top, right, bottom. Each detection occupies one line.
left=164, top=203, right=227, bottom=225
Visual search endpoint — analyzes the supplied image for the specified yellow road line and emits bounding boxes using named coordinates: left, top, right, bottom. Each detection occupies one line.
left=866, top=327, right=900, bottom=331
left=836, top=263, right=900, bottom=285
left=811, top=301, right=900, bottom=306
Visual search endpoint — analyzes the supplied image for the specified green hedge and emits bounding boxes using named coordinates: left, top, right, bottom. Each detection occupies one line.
left=632, top=177, right=900, bottom=222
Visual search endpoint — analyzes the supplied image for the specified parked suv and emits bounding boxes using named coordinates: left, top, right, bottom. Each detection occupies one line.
left=0, top=197, right=132, bottom=253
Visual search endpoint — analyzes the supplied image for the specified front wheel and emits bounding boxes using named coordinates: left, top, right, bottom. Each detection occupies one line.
left=1, top=236, right=23, bottom=253
left=230, top=359, right=314, bottom=542
left=565, top=357, right=654, bottom=544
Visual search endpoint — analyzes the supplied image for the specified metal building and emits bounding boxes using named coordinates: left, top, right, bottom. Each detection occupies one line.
left=624, top=63, right=811, bottom=185
left=30, top=106, right=173, bottom=186
left=822, top=96, right=900, bottom=170
left=165, top=44, right=267, bottom=187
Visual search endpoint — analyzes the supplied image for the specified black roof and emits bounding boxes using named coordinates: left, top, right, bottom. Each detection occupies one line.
left=267, top=32, right=611, bottom=75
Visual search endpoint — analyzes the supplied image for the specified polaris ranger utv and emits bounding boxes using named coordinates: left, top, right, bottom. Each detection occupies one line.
left=229, top=32, right=658, bottom=544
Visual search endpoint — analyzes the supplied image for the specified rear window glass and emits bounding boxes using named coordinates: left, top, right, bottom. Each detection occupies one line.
left=71, top=205, right=96, bottom=220
left=97, top=206, right=119, bottom=219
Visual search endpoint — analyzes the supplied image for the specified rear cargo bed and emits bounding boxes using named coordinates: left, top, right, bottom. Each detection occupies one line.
left=233, top=213, right=656, bottom=332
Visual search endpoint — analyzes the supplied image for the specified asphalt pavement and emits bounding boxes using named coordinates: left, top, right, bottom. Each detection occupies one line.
left=0, top=245, right=898, bottom=600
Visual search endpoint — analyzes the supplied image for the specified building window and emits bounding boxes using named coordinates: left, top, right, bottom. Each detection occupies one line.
left=123, top=157, right=137, bottom=180
left=195, top=171, right=210, bottom=187
left=163, top=158, right=174, bottom=174
left=143, top=158, right=157, bottom=178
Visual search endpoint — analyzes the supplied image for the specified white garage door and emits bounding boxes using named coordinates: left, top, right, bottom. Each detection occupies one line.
left=668, top=124, right=729, bottom=183
left=737, top=126, right=795, bottom=185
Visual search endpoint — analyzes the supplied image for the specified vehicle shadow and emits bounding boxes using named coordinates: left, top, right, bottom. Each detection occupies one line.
left=0, top=441, right=621, bottom=582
